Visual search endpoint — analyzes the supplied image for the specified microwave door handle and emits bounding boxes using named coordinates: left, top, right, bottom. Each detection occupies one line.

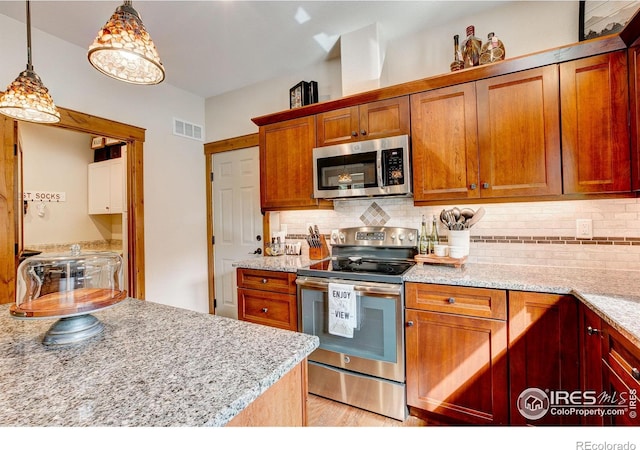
left=377, top=153, right=384, bottom=188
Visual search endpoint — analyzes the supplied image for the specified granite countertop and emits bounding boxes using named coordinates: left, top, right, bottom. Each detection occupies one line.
left=233, top=254, right=316, bottom=272
left=234, top=256, right=640, bottom=348
left=0, top=298, right=318, bottom=427
left=404, top=263, right=640, bottom=347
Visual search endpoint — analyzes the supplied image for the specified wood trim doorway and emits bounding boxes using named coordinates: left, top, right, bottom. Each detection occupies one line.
left=0, top=106, right=146, bottom=304
left=204, top=132, right=259, bottom=314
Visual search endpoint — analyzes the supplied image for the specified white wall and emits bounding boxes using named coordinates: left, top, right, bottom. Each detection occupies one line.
left=205, top=1, right=578, bottom=139
left=0, top=14, right=209, bottom=313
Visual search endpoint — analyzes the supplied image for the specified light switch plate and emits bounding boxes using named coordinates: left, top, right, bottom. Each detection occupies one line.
left=576, top=219, right=593, bottom=239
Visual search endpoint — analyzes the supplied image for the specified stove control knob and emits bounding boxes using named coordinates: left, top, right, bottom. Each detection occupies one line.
left=339, top=232, right=345, bottom=242
left=408, top=233, right=415, bottom=242
left=398, top=233, right=405, bottom=242
left=390, top=233, right=396, bottom=240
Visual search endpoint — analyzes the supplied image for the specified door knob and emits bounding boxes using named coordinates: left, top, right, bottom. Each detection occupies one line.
left=252, top=248, right=262, bottom=254
left=256, top=235, right=262, bottom=242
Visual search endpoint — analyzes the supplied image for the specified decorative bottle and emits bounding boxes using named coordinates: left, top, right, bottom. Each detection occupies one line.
left=462, top=25, right=482, bottom=68
left=450, top=34, right=465, bottom=72
left=479, top=32, right=505, bottom=65
left=429, top=215, right=439, bottom=254
left=419, top=215, right=429, bottom=255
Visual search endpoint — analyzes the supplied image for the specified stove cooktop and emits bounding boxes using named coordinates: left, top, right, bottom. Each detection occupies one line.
left=298, top=256, right=415, bottom=284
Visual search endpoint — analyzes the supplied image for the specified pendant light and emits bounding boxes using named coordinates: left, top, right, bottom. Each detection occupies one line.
left=88, top=1, right=165, bottom=85
left=0, top=1, right=60, bottom=124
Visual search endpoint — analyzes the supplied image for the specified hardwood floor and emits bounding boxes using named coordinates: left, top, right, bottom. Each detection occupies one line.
left=307, top=394, right=429, bottom=427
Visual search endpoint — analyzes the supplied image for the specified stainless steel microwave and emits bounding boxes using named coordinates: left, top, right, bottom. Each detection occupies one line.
left=312, top=135, right=411, bottom=199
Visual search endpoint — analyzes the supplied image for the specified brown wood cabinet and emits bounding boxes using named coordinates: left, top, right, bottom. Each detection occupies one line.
left=259, top=116, right=330, bottom=211
left=411, top=66, right=562, bottom=203
left=508, top=291, right=580, bottom=425
left=579, top=303, right=605, bottom=425
left=629, top=42, right=640, bottom=191
left=601, top=321, right=640, bottom=426
left=405, top=283, right=509, bottom=425
left=560, top=50, right=631, bottom=194
left=237, top=268, right=298, bottom=331
left=476, top=65, right=562, bottom=199
left=411, top=83, right=480, bottom=202
left=316, top=96, right=410, bottom=146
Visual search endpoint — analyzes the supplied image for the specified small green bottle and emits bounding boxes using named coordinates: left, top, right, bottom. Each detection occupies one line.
left=429, top=215, right=439, bottom=254
left=419, top=215, right=429, bottom=255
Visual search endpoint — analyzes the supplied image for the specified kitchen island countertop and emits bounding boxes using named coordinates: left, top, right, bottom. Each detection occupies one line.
left=0, top=298, right=318, bottom=426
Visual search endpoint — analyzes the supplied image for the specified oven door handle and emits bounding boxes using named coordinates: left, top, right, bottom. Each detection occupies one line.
left=296, top=277, right=402, bottom=296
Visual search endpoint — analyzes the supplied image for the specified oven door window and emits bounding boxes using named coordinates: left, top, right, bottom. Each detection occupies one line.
left=301, top=289, right=397, bottom=363
left=316, top=152, right=378, bottom=192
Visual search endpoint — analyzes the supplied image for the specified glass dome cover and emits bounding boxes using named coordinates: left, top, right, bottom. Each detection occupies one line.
left=12, top=244, right=126, bottom=319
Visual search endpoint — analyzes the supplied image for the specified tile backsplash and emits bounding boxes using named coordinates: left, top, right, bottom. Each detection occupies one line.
left=275, top=197, right=640, bottom=271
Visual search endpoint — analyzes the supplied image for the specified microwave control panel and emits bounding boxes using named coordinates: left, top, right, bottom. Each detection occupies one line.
left=381, top=148, right=405, bottom=186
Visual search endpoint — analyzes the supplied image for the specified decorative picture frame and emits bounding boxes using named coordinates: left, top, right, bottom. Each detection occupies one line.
left=90, top=136, right=104, bottom=149
left=579, top=0, right=640, bottom=41
left=289, top=81, right=308, bottom=109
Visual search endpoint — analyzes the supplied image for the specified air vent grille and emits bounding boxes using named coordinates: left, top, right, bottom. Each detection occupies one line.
left=173, top=118, right=204, bottom=141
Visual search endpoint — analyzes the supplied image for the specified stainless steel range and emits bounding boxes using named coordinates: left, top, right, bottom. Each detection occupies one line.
left=296, top=226, right=417, bottom=421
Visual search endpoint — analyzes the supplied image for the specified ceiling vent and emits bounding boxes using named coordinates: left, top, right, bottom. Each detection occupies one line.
left=173, top=118, right=203, bottom=141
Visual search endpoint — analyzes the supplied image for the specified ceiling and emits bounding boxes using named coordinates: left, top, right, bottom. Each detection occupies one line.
left=0, top=1, right=507, bottom=99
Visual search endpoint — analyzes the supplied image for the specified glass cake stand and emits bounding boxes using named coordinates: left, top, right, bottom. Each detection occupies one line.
left=12, top=244, right=127, bottom=346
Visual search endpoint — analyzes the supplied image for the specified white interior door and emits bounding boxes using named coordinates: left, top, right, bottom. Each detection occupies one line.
left=212, top=146, right=262, bottom=318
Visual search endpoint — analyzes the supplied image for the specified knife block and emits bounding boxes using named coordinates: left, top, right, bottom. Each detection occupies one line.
left=309, top=235, right=330, bottom=260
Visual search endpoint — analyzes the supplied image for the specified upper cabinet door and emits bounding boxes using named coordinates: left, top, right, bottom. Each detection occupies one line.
left=476, top=66, right=562, bottom=198
left=561, top=51, right=630, bottom=194
left=410, top=83, right=480, bottom=202
left=259, top=116, right=322, bottom=210
left=358, top=96, right=410, bottom=141
left=630, top=44, right=640, bottom=191
left=315, top=106, right=359, bottom=146
left=316, top=97, right=410, bottom=146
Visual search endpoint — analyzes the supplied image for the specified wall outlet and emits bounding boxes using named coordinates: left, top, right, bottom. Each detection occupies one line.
left=576, top=219, right=593, bottom=239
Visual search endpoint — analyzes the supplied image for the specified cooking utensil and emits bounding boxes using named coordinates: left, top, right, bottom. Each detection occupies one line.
left=460, top=208, right=475, bottom=220
left=465, top=206, right=485, bottom=228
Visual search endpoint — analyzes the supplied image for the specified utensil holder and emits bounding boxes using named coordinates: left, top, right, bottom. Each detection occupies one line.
left=447, top=229, right=470, bottom=256
left=309, top=235, right=330, bottom=260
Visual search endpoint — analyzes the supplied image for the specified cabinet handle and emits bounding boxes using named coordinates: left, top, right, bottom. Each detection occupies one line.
left=261, top=307, right=268, bottom=313
left=261, top=278, right=268, bottom=284
left=360, top=129, right=367, bottom=136
left=482, top=182, right=490, bottom=189
left=351, top=131, right=358, bottom=137
left=586, top=326, right=600, bottom=336
left=448, top=297, right=456, bottom=304
left=632, top=368, right=640, bottom=381
left=406, top=321, right=414, bottom=327
left=470, top=183, right=477, bottom=190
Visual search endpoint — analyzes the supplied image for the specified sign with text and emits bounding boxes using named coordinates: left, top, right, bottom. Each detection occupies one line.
left=23, top=191, right=66, bottom=202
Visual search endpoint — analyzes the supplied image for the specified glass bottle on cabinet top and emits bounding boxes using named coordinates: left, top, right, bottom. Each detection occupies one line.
left=462, top=25, right=482, bottom=68
left=450, top=34, right=465, bottom=72
left=480, top=32, right=505, bottom=65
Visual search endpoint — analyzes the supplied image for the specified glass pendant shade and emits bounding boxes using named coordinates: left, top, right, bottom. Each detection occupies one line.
left=0, top=1, right=60, bottom=124
left=88, top=1, right=165, bottom=85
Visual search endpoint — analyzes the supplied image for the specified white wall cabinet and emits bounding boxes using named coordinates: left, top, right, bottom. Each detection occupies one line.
left=88, top=159, right=123, bottom=214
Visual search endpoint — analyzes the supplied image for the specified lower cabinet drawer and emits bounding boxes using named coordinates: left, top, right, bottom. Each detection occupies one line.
left=602, top=322, right=640, bottom=392
left=237, top=268, right=297, bottom=294
left=405, top=282, right=507, bottom=320
left=237, top=288, right=297, bottom=331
